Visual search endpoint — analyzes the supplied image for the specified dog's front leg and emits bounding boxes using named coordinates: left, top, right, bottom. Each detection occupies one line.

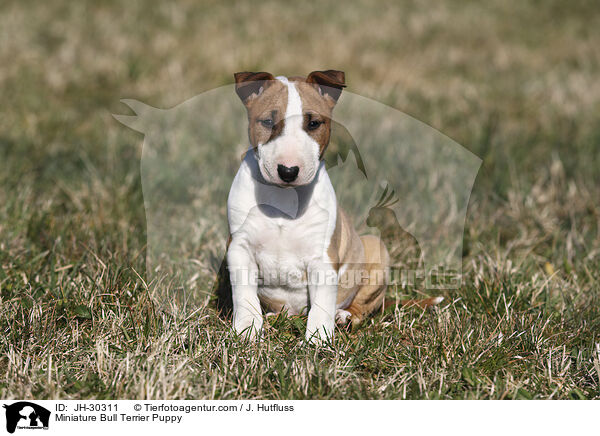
left=305, top=261, right=338, bottom=343
left=228, top=240, right=262, bottom=339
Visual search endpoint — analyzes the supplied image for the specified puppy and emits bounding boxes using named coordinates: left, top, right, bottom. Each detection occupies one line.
left=223, top=70, right=393, bottom=343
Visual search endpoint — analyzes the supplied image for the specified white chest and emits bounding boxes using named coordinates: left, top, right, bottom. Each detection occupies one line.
left=249, top=204, right=330, bottom=281
left=227, top=153, right=337, bottom=313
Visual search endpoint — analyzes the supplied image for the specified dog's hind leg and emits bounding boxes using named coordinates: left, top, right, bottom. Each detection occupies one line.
left=343, top=235, right=390, bottom=328
left=335, top=308, right=353, bottom=325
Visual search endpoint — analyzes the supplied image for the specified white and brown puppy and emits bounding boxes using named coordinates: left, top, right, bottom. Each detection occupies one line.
left=227, top=70, right=389, bottom=343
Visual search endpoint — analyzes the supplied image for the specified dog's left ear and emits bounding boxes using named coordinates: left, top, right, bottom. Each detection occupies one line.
left=306, top=70, right=346, bottom=105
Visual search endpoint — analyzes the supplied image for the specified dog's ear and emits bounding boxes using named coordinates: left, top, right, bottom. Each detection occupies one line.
left=234, top=71, right=276, bottom=104
left=306, top=70, right=346, bottom=105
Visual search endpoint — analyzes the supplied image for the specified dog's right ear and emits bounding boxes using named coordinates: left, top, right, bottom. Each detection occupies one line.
left=234, top=72, right=275, bottom=104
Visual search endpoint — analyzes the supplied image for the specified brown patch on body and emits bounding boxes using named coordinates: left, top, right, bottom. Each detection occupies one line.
left=327, top=207, right=364, bottom=273
left=341, top=235, right=389, bottom=327
left=328, top=208, right=379, bottom=305
left=326, top=207, right=391, bottom=327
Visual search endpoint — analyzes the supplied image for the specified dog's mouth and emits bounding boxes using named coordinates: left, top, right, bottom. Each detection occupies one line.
left=273, top=175, right=316, bottom=188
left=269, top=179, right=303, bottom=189
left=257, top=154, right=320, bottom=188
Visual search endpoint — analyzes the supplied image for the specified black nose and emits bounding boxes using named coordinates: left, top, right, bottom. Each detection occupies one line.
left=277, top=164, right=300, bottom=183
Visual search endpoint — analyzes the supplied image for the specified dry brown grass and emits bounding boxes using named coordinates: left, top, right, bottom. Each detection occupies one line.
left=0, top=0, right=599, bottom=399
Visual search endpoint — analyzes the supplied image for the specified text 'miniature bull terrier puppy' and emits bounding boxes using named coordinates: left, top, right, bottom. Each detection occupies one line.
left=227, top=70, right=428, bottom=343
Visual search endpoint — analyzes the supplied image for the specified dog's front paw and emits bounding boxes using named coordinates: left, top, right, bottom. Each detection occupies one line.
left=233, top=316, right=263, bottom=341
left=305, top=323, right=334, bottom=345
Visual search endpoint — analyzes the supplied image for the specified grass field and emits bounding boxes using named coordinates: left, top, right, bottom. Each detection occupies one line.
left=1, top=0, right=600, bottom=399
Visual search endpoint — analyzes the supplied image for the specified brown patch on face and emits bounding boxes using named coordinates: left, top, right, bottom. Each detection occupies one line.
left=234, top=71, right=345, bottom=156
left=233, top=72, right=288, bottom=150
left=293, top=81, right=335, bottom=157
left=292, top=70, right=345, bottom=158
left=246, top=82, right=288, bottom=149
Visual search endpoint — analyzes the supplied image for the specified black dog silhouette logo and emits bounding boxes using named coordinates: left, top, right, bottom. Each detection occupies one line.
left=3, top=402, right=50, bottom=433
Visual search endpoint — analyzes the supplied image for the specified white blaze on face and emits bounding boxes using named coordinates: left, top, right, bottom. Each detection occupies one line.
left=256, top=76, right=321, bottom=186
left=280, top=76, right=302, bottom=128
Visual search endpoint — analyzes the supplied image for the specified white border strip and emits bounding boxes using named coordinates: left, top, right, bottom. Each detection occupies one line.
left=0, top=400, right=596, bottom=436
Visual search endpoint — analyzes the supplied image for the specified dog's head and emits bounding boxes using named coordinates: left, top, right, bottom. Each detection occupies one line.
left=234, top=70, right=345, bottom=187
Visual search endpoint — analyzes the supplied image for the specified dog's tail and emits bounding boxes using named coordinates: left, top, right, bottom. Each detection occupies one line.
left=384, top=296, right=444, bottom=311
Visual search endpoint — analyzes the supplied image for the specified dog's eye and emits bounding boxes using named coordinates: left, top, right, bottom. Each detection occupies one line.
left=307, top=120, right=322, bottom=131
left=259, top=119, right=274, bottom=128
